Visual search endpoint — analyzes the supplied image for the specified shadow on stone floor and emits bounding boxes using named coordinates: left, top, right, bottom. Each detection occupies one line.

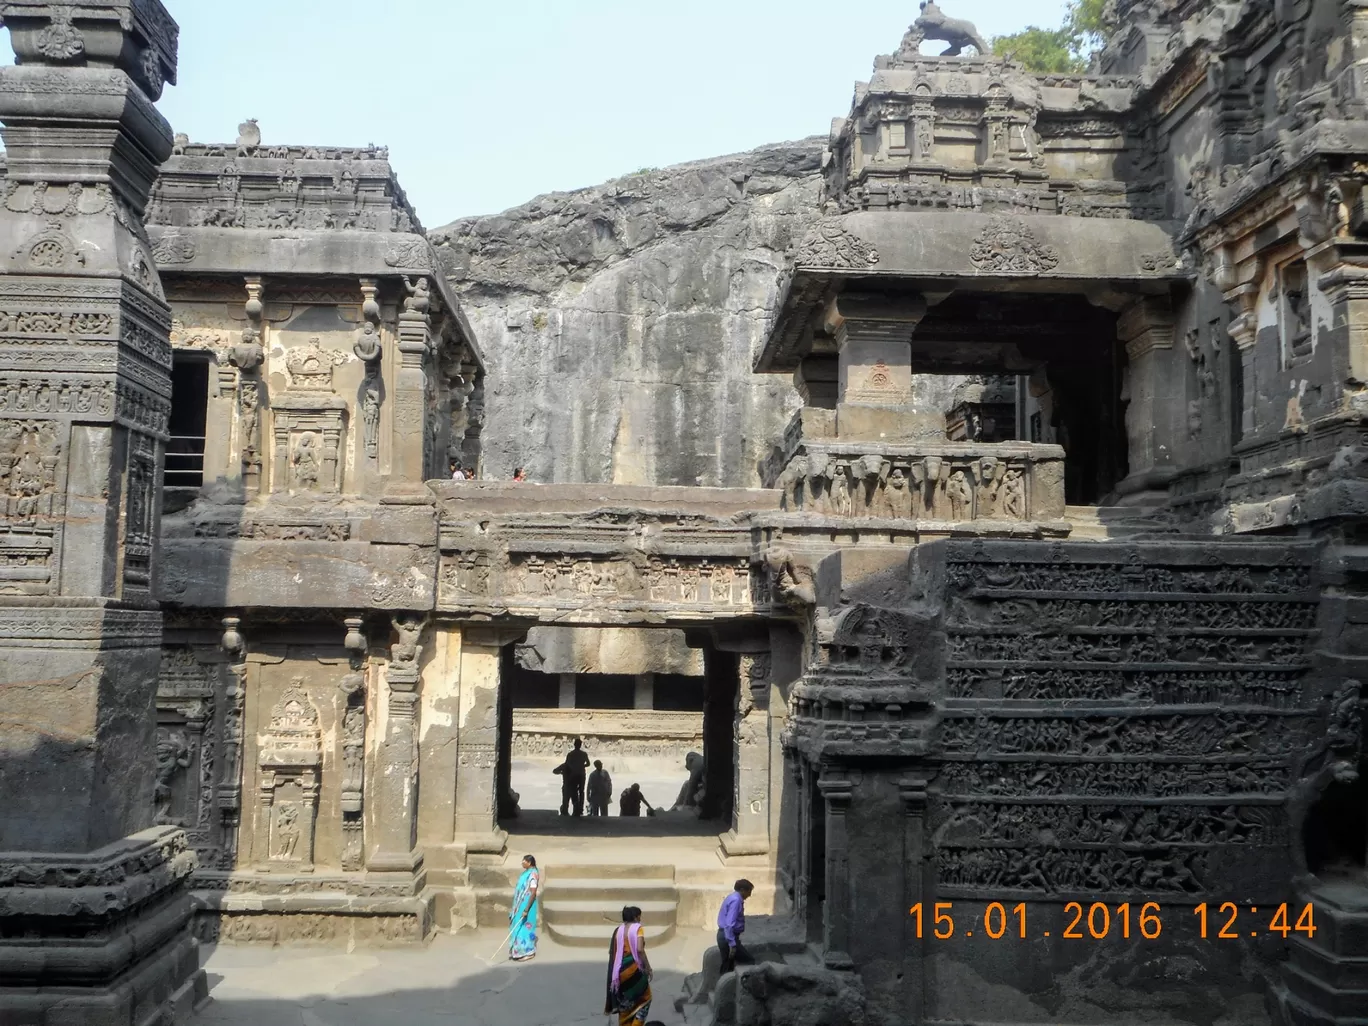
left=191, top=950, right=691, bottom=1026
left=503, top=809, right=724, bottom=837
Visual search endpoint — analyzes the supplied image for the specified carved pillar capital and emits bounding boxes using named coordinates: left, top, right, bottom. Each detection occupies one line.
left=1117, top=295, right=1175, bottom=359
left=817, top=777, right=854, bottom=810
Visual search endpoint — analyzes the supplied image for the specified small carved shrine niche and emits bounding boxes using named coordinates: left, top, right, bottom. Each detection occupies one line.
left=155, top=647, right=221, bottom=863
left=271, top=337, right=349, bottom=494
left=1276, top=259, right=1312, bottom=364
left=256, top=676, right=321, bottom=872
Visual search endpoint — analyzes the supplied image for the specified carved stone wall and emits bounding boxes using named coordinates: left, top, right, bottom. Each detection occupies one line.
left=782, top=536, right=1362, bottom=1025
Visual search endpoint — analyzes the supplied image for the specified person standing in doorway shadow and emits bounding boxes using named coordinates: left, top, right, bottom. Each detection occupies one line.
left=587, top=759, right=613, bottom=817
left=554, top=737, right=591, bottom=816
left=717, top=879, right=754, bottom=976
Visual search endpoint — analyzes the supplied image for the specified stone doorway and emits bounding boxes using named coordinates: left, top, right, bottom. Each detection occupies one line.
left=492, top=627, right=737, bottom=836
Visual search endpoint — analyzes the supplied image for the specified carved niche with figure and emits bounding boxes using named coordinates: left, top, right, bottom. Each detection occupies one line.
left=271, top=337, right=350, bottom=493
left=256, top=676, right=322, bottom=872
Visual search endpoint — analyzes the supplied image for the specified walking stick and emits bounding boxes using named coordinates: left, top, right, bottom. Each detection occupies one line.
left=484, top=921, right=518, bottom=964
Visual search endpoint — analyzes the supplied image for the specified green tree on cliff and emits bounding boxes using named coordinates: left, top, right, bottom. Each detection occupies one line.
left=990, top=0, right=1114, bottom=73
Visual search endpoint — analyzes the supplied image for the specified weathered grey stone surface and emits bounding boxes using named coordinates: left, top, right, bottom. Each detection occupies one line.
left=0, top=2, right=207, bottom=1021
left=430, top=143, right=824, bottom=488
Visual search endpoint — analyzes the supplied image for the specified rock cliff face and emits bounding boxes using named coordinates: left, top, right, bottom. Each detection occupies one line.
left=430, top=140, right=826, bottom=487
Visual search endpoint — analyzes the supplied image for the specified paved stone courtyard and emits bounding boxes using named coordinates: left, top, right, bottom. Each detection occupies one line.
left=193, top=927, right=714, bottom=1026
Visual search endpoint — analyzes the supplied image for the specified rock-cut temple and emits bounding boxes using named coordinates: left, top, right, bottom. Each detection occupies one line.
left=0, top=1, right=1366, bottom=1024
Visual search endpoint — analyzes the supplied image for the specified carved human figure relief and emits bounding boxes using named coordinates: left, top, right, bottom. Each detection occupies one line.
left=153, top=727, right=192, bottom=824
left=947, top=469, right=973, bottom=520
left=273, top=804, right=301, bottom=858
left=362, top=386, right=380, bottom=459
left=292, top=431, right=320, bottom=489
left=882, top=467, right=913, bottom=518
left=1000, top=467, right=1026, bottom=519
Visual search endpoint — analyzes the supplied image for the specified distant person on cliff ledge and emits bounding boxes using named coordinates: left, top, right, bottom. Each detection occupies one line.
left=513, top=467, right=526, bottom=482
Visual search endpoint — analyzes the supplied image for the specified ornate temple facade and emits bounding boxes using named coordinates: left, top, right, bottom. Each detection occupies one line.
left=1, top=1, right=1367, bottom=1025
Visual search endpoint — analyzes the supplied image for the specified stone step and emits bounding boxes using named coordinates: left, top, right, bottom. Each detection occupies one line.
left=1289, top=935, right=1368, bottom=991
left=544, top=877, right=678, bottom=903
left=543, top=898, right=677, bottom=927
left=545, top=863, right=677, bottom=881
left=547, top=920, right=676, bottom=947
left=1282, top=959, right=1368, bottom=1022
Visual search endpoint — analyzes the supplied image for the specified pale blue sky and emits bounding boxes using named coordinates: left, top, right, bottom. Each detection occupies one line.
left=6, top=1, right=1072, bottom=225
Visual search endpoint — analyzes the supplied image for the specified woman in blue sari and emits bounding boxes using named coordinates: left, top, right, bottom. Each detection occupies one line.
left=509, top=854, right=540, bottom=961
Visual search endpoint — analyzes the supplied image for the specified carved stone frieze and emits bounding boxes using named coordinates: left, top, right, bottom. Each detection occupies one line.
left=791, top=220, right=880, bottom=270
left=968, top=217, right=1060, bottom=274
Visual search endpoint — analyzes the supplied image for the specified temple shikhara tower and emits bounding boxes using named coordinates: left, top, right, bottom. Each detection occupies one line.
left=1, top=0, right=1367, bottom=1024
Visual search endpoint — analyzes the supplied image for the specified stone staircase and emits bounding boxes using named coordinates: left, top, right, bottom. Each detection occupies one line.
left=542, top=863, right=678, bottom=947
left=469, top=854, right=679, bottom=947
left=1269, top=881, right=1368, bottom=1026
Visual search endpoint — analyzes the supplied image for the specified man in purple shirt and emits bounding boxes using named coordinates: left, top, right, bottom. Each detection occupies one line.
left=716, top=879, right=754, bottom=976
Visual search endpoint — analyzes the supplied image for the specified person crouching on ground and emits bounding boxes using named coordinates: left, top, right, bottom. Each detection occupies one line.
left=717, top=878, right=754, bottom=976
left=618, top=782, right=655, bottom=817
left=587, top=759, right=612, bottom=816
left=605, top=905, right=652, bottom=1026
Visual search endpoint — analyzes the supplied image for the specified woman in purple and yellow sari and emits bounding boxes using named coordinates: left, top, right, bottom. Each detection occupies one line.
left=509, top=854, right=539, bottom=961
left=604, top=906, right=652, bottom=1026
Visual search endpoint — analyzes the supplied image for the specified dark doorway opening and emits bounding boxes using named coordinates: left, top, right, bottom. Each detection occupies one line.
left=902, top=290, right=1129, bottom=505
left=167, top=354, right=209, bottom=489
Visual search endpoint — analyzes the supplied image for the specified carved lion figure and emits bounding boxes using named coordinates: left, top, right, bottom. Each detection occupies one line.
left=903, top=1, right=990, bottom=57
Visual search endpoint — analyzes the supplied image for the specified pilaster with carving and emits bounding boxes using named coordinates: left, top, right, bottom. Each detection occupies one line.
left=722, top=652, right=772, bottom=857
left=218, top=615, right=247, bottom=868
left=817, top=776, right=854, bottom=970
left=390, top=276, right=431, bottom=490
left=339, top=615, right=368, bottom=872
left=354, top=279, right=382, bottom=463
left=232, top=278, right=266, bottom=494
left=369, top=612, right=426, bottom=872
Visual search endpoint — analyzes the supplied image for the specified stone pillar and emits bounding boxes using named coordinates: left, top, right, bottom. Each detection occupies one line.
left=558, top=672, right=576, bottom=708
left=389, top=276, right=431, bottom=494
left=1116, top=296, right=1178, bottom=501
left=899, top=773, right=932, bottom=1025
left=0, top=2, right=206, bottom=1020
left=817, top=776, right=854, bottom=970
left=721, top=653, right=771, bottom=857
left=825, top=293, right=933, bottom=440
left=633, top=672, right=654, bottom=710
left=453, top=627, right=517, bottom=853
left=368, top=613, right=427, bottom=874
